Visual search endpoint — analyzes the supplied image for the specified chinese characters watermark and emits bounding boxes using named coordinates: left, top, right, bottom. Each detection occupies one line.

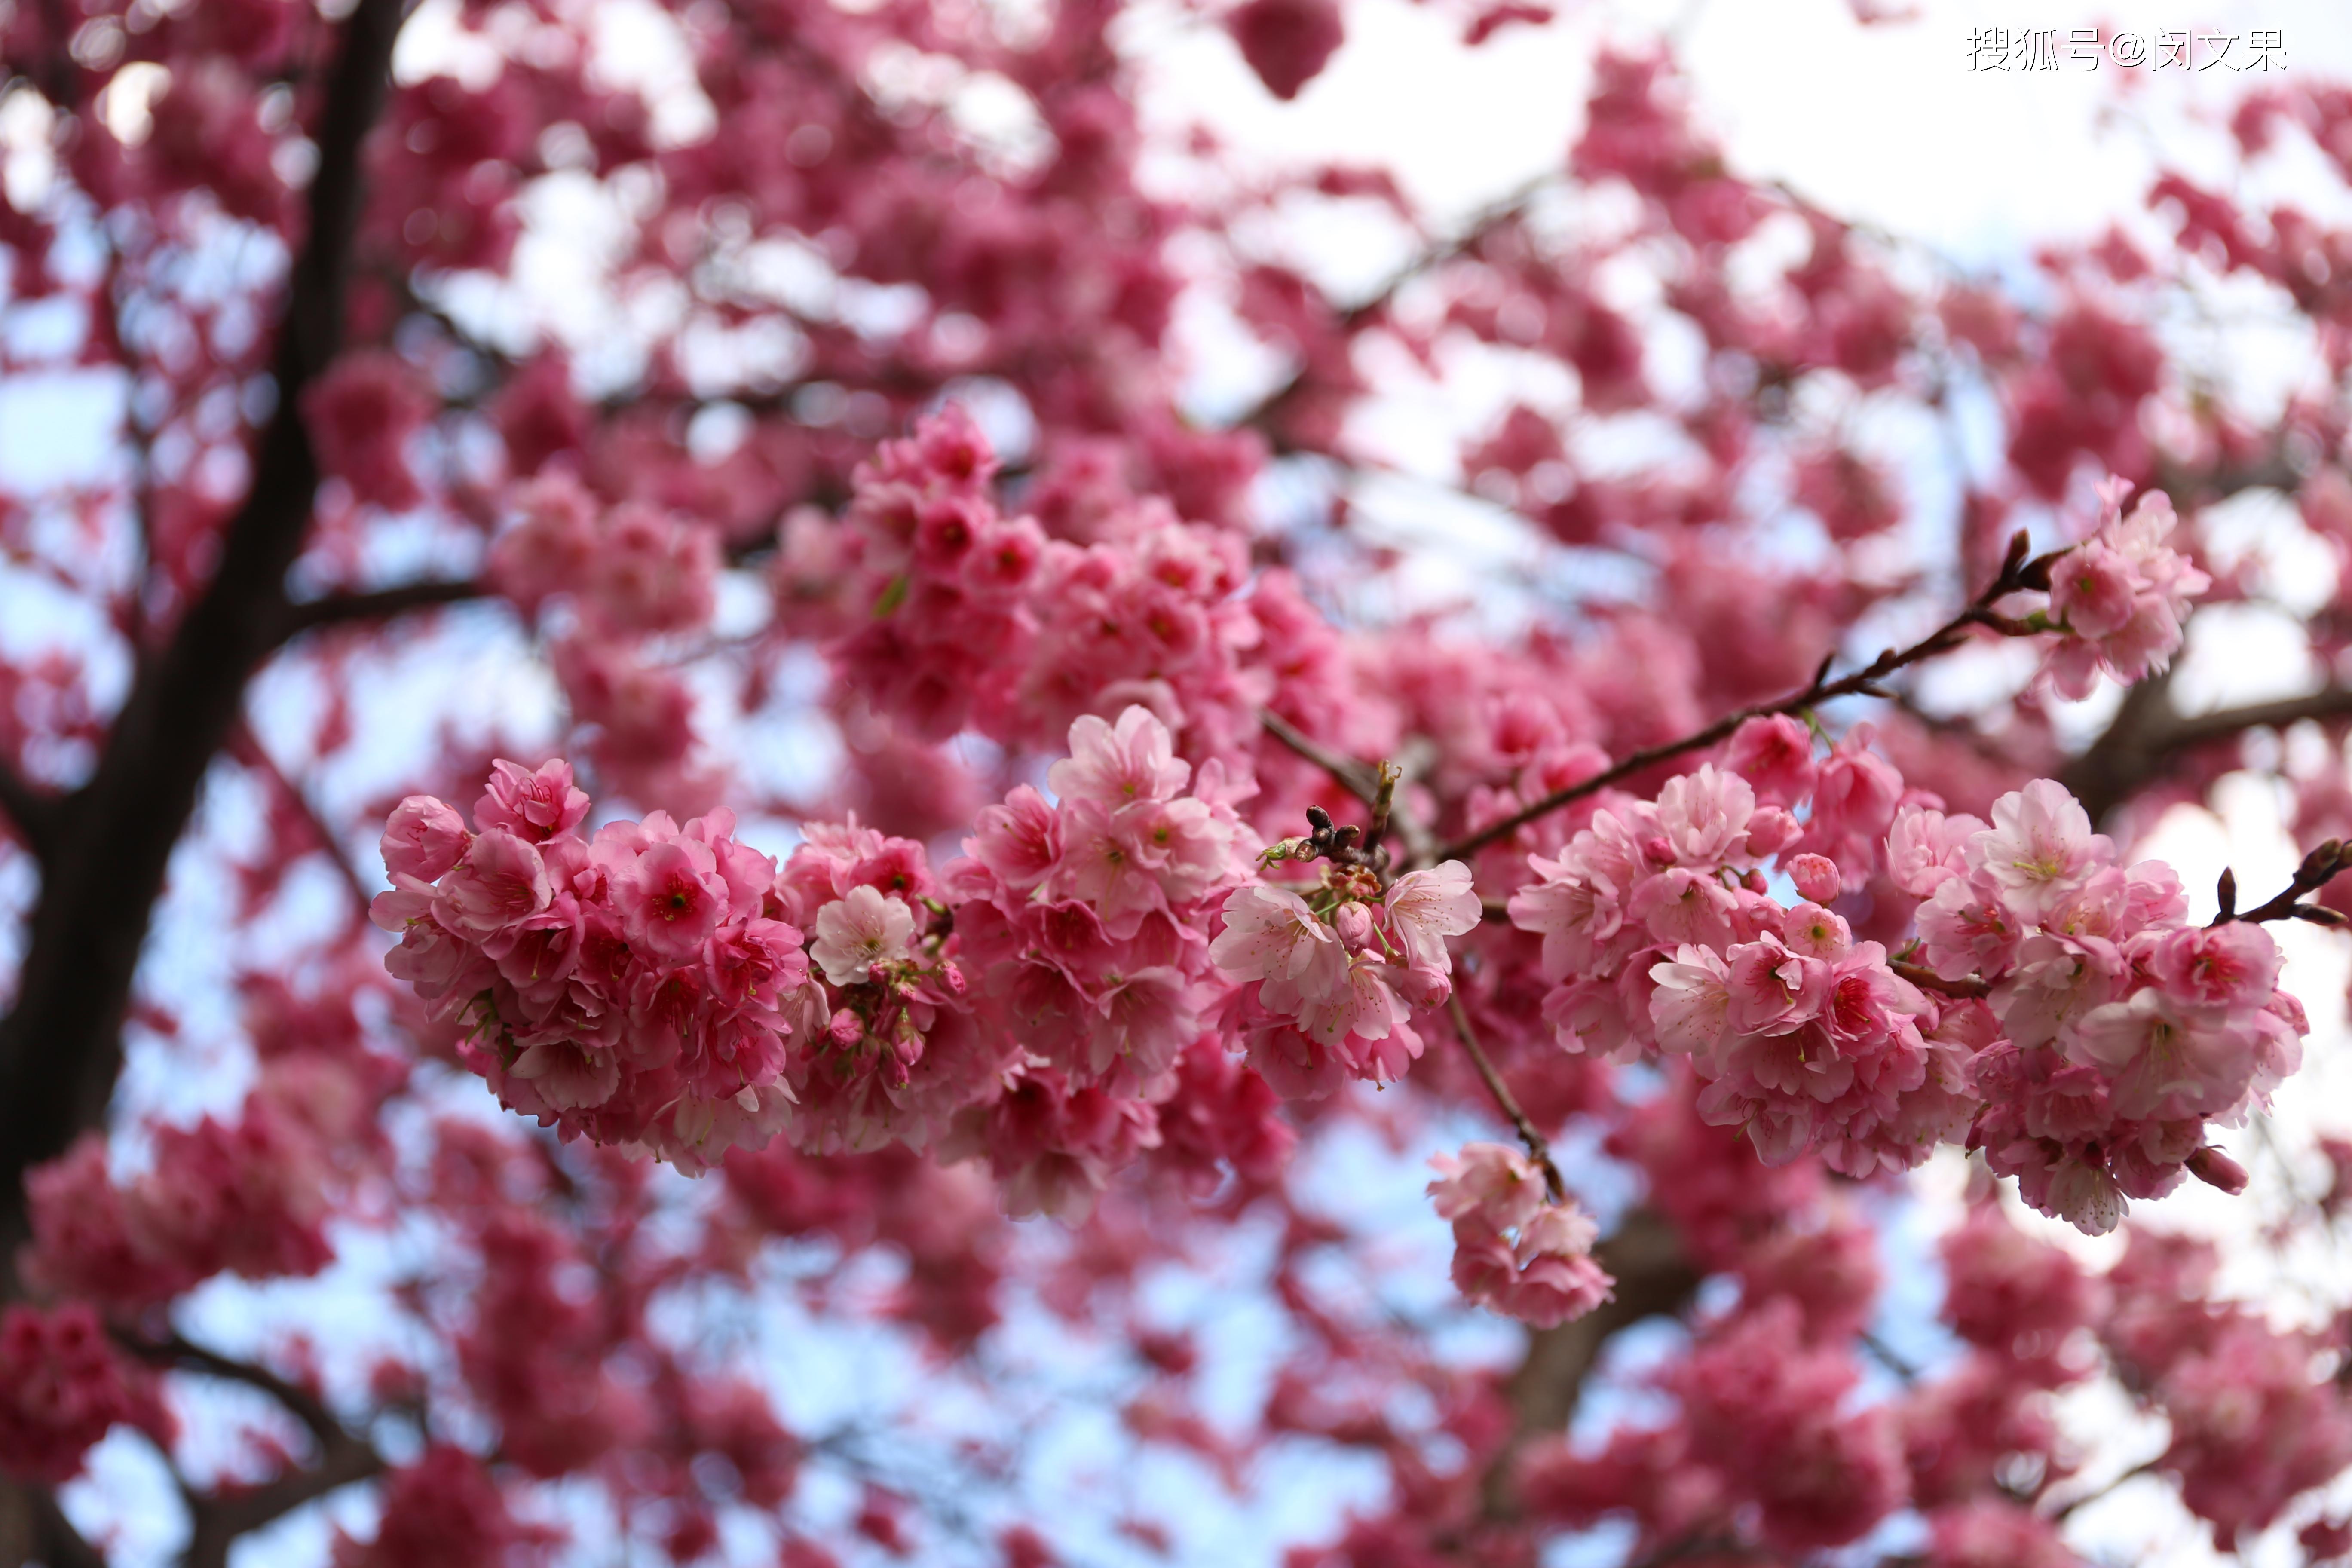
left=1966, top=27, right=2286, bottom=72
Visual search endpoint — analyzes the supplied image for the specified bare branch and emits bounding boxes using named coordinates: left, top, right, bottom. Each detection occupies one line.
left=1236, top=175, right=1555, bottom=445
left=1259, top=708, right=1382, bottom=805
left=0, top=0, right=411, bottom=1285
left=276, top=576, right=492, bottom=640
left=1446, top=992, right=1564, bottom=1203
left=2063, top=678, right=2352, bottom=824
left=1891, top=959, right=1988, bottom=999
left=231, top=723, right=374, bottom=917
left=2214, top=839, right=2352, bottom=928
left=1258, top=709, right=1438, bottom=865
left=1430, top=531, right=2060, bottom=866
left=118, top=1331, right=388, bottom=1568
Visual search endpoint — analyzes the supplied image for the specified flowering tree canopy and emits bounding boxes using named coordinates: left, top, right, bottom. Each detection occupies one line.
left=12, top=0, right=2352, bottom=1564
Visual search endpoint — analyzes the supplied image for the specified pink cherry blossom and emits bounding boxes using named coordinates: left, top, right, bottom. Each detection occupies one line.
left=810, top=885, right=919, bottom=988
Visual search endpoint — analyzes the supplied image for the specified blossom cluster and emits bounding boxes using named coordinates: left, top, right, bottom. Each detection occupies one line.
left=808, top=407, right=1373, bottom=806
left=489, top=475, right=725, bottom=810
left=1508, top=741, right=1974, bottom=1179
left=371, top=757, right=815, bottom=1171
left=1911, top=781, right=2300, bottom=1232
left=1210, top=856, right=1480, bottom=1095
left=0, top=1303, right=169, bottom=1485
left=1509, top=723, right=2307, bottom=1234
left=939, top=706, right=1262, bottom=1216
left=2043, top=479, right=2210, bottom=698
left=21, top=1047, right=386, bottom=1309
left=1424, top=1142, right=1614, bottom=1327
left=379, top=709, right=1303, bottom=1221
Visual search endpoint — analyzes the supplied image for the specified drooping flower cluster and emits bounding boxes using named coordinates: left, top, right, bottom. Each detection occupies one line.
left=1210, top=857, right=1481, bottom=1096
left=2042, top=479, right=2211, bottom=698
left=940, top=706, right=1262, bottom=1216
left=1425, top=1142, right=1614, bottom=1327
left=371, top=758, right=815, bottom=1170
left=763, top=818, right=984, bottom=1158
left=1909, top=781, right=2302, bottom=1233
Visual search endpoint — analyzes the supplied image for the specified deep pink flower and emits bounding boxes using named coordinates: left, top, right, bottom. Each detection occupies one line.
left=619, top=838, right=732, bottom=963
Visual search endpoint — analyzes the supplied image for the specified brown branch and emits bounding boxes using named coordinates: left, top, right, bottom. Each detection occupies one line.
left=0, top=1479, right=108, bottom=1568
left=1481, top=1207, right=1702, bottom=1517
left=0, top=0, right=410, bottom=1291
left=118, top=1332, right=388, bottom=1568
left=1430, top=531, right=2058, bottom=866
left=2060, top=673, right=2352, bottom=825
left=1446, top=992, right=1564, bottom=1203
left=230, top=722, right=374, bottom=918
left=1259, top=707, right=1382, bottom=805
left=276, top=576, right=492, bottom=640
left=2212, top=843, right=2352, bottom=928
left=1235, top=175, right=1554, bottom=444
left=1257, top=709, right=1437, bottom=866
left=121, top=1332, right=346, bottom=1453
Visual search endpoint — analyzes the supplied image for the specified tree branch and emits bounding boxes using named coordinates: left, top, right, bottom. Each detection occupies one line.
left=1430, top=531, right=2058, bottom=866
left=1480, top=1207, right=1701, bottom=1517
left=1447, top=992, right=1564, bottom=1203
left=231, top=722, right=374, bottom=916
left=0, top=761, right=59, bottom=866
left=276, top=576, right=492, bottom=640
left=0, top=0, right=410, bottom=1291
left=2061, top=679, right=2352, bottom=825
left=118, top=1331, right=387, bottom=1568
left=1257, top=709, right=1436, bottom=865
left=1235, top=175, right=1553, bottom=445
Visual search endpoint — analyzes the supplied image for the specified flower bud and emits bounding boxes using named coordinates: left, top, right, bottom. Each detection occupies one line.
left=1787, top=852, right=1843, bottom=904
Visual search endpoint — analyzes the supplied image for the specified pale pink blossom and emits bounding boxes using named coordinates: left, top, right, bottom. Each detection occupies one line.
left=1426, top=1141, right=1546, bottom=1231
left=810, top=885, right=919, bottom=987
left=1648, top=944, right=1733, bottom=1057
left=2147, top=922, right=2280, bottom=1010
left=1382, top=861, right=1480, bottom=968
left=1209, top=884, right=1345, bottom=1006
left=1298, top=952, right=1402, bottom=1047
left=1725, top=932, right=1828, bottom=1035
left=1653, top=763, right=1755, bottom=867
left=439, top=831, right=554, bottom=934
left=1970, top=780, right=2111, bottom=922
left=1885, top=803, right=1984, bottom=898
left=1047, top=704, right=1191, bottom=808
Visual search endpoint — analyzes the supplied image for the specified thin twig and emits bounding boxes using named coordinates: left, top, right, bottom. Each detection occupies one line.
left=231, top=722, right=374, bottom=918
left=2212, top=842, right=2352, bottom=928
left=1257, top=709, right=1436, bottom=865
left=1428, top=530, right=2059, bottom=866
left=1447, top=992, right=1564, bottom=1202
